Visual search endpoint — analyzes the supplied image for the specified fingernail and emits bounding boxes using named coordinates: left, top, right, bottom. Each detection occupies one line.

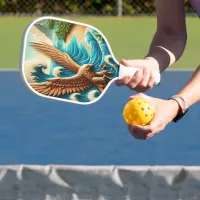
left=147, top=134, right=153, bottom=139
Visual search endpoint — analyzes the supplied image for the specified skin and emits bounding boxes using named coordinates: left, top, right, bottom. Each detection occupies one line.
left=117, top=0, right=200, bottom=139
left=115, top=0, right=187, bottom=92
left=129, top=66, right=200, bottom=140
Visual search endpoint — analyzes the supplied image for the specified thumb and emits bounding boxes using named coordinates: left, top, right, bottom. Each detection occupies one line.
left=149, top=113, right=162, bottom=131
left=120, top=59, right=147, bottom=69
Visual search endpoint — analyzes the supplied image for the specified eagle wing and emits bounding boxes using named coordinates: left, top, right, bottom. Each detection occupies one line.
left=30, top=42, right=80, bottom=74
left=30, top=75, right=93, bottom=97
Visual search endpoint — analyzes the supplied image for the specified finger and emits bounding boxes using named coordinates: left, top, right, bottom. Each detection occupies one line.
left=128, top=124, right=146, bottom=140
left=134, top=133, right=146, bottom=140
left=146, top=123, right=165, bottom=139
left=134, top=86, right=151, bottom=93
left=131, top=130, right=147, bottom=140
left=145, top=116, right=162, bottom=137
left=146, top=129, right=159, bottom=139
left=139, top=68, right=150, bottom=88
left=127, top=69, right=143, bottom=89
left=115, top=75, right=131, bottom=86
left=132, top=125, right=154, bottom=135
left=150, top=114, right=161, bottom=127
left=133, top=84, right=152, bottom=93
left=146, top=72, right=157, bottom=89
left=127, top=124, right=133, bottom=133
left=129, top=125, right=154, bottom=140
left=128, top=125, right=139, bottom=139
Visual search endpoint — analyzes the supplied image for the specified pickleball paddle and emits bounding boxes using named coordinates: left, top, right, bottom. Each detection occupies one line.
left=20, top=16, right=160, bottom=105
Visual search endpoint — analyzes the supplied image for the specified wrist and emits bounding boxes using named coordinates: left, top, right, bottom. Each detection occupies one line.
left=145, top=46, right=176, bottom=72
left=168, top=99, right=181, bottom=118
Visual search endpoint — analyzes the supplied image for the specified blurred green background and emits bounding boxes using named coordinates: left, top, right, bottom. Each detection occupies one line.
left=0, top=16, right=199, bottom=69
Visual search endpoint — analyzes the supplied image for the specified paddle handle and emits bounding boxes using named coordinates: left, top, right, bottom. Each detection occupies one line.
left=118, top=64, right=161, bottom=86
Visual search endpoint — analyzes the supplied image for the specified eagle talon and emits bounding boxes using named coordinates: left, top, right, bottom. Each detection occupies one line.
left=103, top=75, right=112, bottom=80
left=101, top=65, right=113, bottom=74
left=103, top=70, right=112, bottom=74
left=100, top=65, right=108, bottom=71
left=102, top=71, right=112, bottom=80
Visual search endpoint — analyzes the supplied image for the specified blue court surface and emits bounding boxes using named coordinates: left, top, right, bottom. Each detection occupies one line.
left=0, top=70, right=199, bottom=165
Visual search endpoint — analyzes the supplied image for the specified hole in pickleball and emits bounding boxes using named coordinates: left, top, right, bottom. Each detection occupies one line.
left=141, top=108, right=144, bottom=111
left=148, top=107, right=150, bottom=110
left=145, top=114, right=148, bottom=117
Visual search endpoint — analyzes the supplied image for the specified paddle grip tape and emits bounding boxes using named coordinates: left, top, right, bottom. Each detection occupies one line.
left=118, top=64, right=161, bottom=86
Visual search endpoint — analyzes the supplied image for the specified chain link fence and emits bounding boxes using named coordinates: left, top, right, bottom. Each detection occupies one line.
left=0, top=0, right=195, bottom=16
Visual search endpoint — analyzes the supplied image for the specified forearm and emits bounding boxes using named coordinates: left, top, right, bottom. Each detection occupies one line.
left=176, top=65, right=200, bottom=107
left=145, top=0, right=187, bottom=73
left=145, top=31, right=187, bottom=73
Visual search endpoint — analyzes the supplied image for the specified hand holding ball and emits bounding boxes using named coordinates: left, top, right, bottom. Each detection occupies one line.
left=123, top=98, right=155, bottom=126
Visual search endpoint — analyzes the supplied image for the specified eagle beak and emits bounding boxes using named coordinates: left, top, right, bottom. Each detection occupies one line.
left=88, top=64, right=93, bottom=68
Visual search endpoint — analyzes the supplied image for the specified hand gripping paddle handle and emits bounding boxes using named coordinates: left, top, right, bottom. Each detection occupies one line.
left=118, top=64, right=161, bottom=86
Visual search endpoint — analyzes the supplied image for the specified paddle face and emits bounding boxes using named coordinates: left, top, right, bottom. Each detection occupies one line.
left=21, top=16, right=119, bottom=105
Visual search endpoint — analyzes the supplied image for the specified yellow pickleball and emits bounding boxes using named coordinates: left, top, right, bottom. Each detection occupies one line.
left=123, top=98, right=155, bottom=126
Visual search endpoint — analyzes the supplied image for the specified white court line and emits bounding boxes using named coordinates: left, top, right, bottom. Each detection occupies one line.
left=0, top=68, right=195, bottom=72
left=167, top=68, right=194, bottom=71
left=0, top=68, right=19, bottom=71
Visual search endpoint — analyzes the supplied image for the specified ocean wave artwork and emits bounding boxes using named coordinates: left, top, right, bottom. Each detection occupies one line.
left=24, top=18, right=119, bottom=103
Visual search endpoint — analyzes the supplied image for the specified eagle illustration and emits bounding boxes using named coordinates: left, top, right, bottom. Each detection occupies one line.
left=29, top=42, right=113, bottom=97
